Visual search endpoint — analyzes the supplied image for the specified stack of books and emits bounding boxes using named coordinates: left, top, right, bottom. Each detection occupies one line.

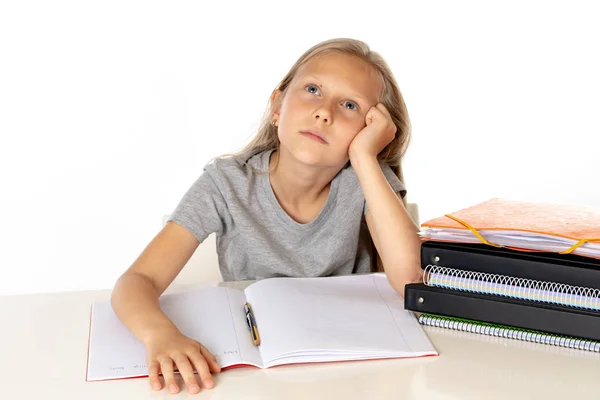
left=404, top=198, right=600, bottom=352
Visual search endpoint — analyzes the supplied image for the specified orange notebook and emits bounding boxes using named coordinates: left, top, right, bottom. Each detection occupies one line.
left=419, top=198, right=600, bottom=259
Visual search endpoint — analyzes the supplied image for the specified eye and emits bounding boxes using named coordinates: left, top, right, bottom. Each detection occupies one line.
left=342, top=100, right=359, bottom=111
left=305, top=84, right=320, bottom=95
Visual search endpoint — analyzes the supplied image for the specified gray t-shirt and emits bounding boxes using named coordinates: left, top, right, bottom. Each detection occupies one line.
left=168, top=148, right=406, bottom=281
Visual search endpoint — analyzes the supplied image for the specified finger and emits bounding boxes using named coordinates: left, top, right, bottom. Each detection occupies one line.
left=375, top=103, right=397, bottom=134
left=200, top=345, right=222, bottom=374
left=365, top=107, right=378, bottom=124
left=172, top=355, right=201, bottom=394
left=148, top=360, right=162, bottom=391
left=368, top=105, right=386, bottom=121
left=159, top=357, right=179, bottom=394
left=376, top=103, right=392, bottom=119
left=189, top=349, right=215, bottom=389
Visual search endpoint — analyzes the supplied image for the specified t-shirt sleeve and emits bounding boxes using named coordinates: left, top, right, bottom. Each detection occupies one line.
left=363, top=163, right=407, bottom=215
left=167, top=167, right=230, bottom=243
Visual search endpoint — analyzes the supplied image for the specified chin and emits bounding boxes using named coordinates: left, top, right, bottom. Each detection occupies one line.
left=289, top=147, right=326, bottom=166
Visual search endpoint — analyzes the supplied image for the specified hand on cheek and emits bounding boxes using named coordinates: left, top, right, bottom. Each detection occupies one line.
left=348, top=103, right=396, bottom=160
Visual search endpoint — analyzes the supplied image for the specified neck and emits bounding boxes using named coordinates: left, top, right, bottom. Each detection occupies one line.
left=268, top=147, right=341, bottom=219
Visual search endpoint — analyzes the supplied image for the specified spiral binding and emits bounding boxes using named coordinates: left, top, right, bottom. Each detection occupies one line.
left=418, top=314, right=600, bottom=353
left=424, top=265, right=600, bottom=311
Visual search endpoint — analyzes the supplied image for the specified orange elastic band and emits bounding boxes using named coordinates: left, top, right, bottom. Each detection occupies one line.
left=445, top=213, right=600, bottom=254
left=560, top=238, right=600, bottom=254
left=444, top=214, right=502, bottom=248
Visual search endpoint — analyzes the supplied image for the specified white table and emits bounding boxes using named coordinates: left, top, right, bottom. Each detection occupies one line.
left=2, top=280, right=599, bottom=399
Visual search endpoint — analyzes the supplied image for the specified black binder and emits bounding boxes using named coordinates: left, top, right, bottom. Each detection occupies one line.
left=421, top=241, right=600, bottom=289
left=404, top=283, right=600, bottom=342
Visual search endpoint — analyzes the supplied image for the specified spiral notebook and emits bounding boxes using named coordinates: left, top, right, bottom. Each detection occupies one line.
left=418, top=313, right=600, bottom=353
left=404, top=240, right=600, bottom=351
left=404, top=283, right=600, bottom=348
left=420, top=241, right=600, bottom=310
left=424, top=264, right=600, bottom=310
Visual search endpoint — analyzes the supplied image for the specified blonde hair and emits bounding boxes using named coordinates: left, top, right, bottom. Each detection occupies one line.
left=236, top=38, right=410, bottom=181
left=232, top=38, right=412, bottom=272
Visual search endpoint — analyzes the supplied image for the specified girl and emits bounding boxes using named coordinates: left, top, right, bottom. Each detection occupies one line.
left=110, top=38, right=422, bottom=395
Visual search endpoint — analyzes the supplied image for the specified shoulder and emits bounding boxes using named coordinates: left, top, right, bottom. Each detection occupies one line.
left=202, top=148, right=273, bottom=188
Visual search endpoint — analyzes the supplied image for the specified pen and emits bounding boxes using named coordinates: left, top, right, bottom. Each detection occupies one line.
left=244, top=302, right=261, bottom=346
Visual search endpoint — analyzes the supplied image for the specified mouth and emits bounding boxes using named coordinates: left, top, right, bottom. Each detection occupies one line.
left=300, top=130, right=328, bottom=144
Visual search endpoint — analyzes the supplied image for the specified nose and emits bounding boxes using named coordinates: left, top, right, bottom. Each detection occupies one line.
left=313, top=102, right=332, bottom=124
left=315, top=114, right=328, bottom=123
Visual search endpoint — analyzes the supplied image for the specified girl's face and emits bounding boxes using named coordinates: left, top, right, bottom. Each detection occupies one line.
left=273, top=52, right=382, bottom=169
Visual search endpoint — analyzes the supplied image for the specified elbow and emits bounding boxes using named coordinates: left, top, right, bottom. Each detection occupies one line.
left=110, top=273, right=128, bottom=311
left=110, top=271, right=156, bottom=308
left=385, top=262, right=423, bottom=298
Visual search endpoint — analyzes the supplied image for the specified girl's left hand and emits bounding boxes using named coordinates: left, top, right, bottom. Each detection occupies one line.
left=348, top=103, right=397, bottom=159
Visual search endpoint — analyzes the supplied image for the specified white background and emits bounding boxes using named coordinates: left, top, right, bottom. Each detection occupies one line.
left=1, top=1, right=598, bottom=296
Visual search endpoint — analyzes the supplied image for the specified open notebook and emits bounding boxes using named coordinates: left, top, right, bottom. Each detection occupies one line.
left=86, top=274, right=438, bottom=381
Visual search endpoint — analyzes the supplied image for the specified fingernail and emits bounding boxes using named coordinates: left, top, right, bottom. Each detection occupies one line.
left=152, top=382, right=161, bottom=390
left=189, top=384, right=199, bottom=392
left=169, top=384, right=178, bottom=393
left=205, top=379, right=213, bottom=389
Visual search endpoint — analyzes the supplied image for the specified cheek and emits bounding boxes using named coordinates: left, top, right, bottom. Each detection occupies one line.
left=276, top=100, right=299, bottom=141
left=340, top=115, right=366, bottom=140
left=279, top=95, right=305, bottom=119
left=341, top=133, right=358, bottom=149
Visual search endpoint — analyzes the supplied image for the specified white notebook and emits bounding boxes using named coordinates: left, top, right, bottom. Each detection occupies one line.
left=86, top=274, right=438, bottom=381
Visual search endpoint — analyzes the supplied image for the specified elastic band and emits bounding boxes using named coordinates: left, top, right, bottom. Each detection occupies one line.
left=560, top=238, right=600, bottom=254
left=444, top=214, right=502, bottom=247
left=445, top=213, right=600, bottom=254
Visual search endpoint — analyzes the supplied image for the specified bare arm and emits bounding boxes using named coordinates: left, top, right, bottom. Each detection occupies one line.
left=351, top=152, right=422, bottom=297
left=110, top=221, right=220, bottom=394
left=348, top=103, right=422, bottom=297
left=110, top=221, right=199, bottom=342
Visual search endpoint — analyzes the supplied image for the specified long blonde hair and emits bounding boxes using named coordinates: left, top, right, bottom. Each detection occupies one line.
left=233, top=38, right=412, bottom=272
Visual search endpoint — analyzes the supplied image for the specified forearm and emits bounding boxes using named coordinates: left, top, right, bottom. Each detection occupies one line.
left=111, top=273, right=180, bottom=345
left=350, top=151, right=422, bottom=294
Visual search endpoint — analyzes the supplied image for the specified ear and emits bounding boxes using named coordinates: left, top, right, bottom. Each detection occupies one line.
left=270, top=90, right=283, bottom=119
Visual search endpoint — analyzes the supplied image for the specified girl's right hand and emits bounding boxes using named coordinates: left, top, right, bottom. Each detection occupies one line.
left=144, top=328, right=221, bottom=394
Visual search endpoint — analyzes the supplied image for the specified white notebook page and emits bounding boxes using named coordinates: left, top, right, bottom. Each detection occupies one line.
left=87, top=286, right=261, bottom=381
left=244, top=274, right=437, bottom=367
